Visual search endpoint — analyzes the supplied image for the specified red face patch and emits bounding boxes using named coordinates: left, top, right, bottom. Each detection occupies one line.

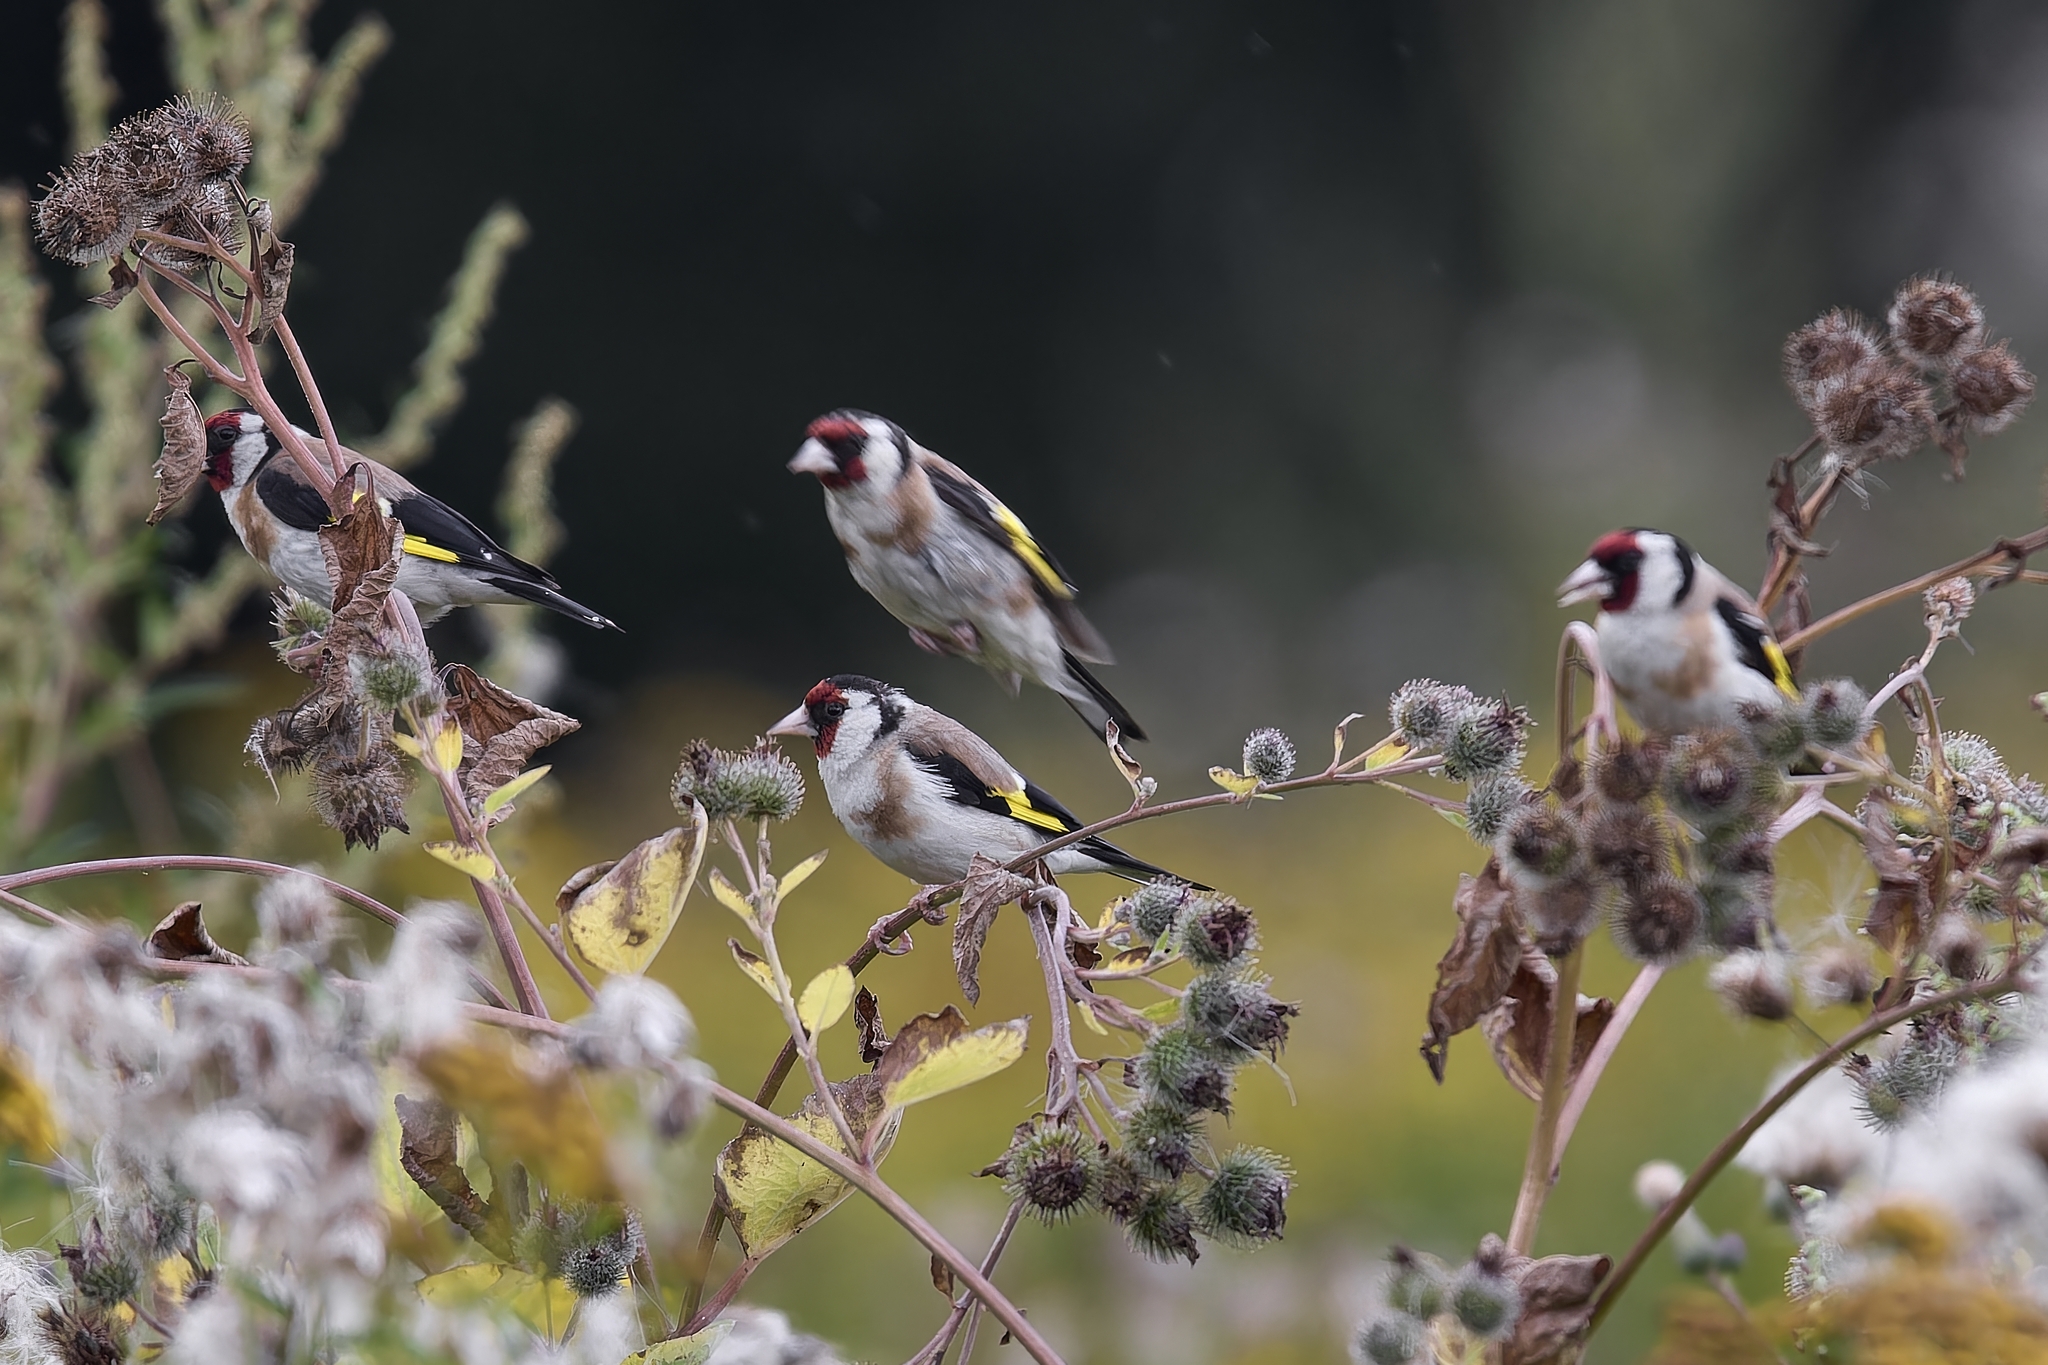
left=803, top=680, right=849, bottom=758
left=804, top=416, right=870, bottom=489
left=1585, top=529, right=1645, bottom=612
left=203, top=411, right=247, bottom=491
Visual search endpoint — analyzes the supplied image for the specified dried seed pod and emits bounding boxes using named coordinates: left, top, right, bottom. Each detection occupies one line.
left=1197, top=1146, right=1289, bottom=1247
left=1176, top=897, right=1257, bottom=969
left=671, top=738, right=805, bottom=822
left=1784, top=309, right=1883, bottom=407
left=1810, top=357, right=1934, bottom=462
left=1707, top=949, right=1793, bottom=1021
left=1123, top=877, right=1196, bottom=944
left=1950, top=339, right=2035, bottom=433
left=1614, top=878, right=1702, bottom=964
left=1801, top=943, right=1876, bottom=1008
left=1585, top=803, right=1668, bottom=887
left=33, top=152, right=138, bottom=264
left=1594, top=735, right=1668, bottom=805
left=1124, top=1183, right=1200, bottom=1263
left=1389, top=679, right=1479, bottom=753
left=1134, top=1025, right=1236, bottom=1114
left=1464, top=770, right=1532, bottom=845
left=999, top=1120, right=1102, bottom=1223
left=310, top=741, right=414, bottom=850
left=1888, top=277, right=1984, bottom=368
left=1802, top=679, right=1871, bottom=747
left=1444, top=701, right=1531, bottom=781
left=1241, top=727, right=1296, bottom=783
left=1497, top=803, right=1579, bottom=888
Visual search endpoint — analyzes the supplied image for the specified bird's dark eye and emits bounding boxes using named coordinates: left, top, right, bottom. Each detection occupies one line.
left=1606, top=549, right=1643, bottom=575
left=821, top=702, right=847, bottom=722
left=207, top=424, right=236, bottom=452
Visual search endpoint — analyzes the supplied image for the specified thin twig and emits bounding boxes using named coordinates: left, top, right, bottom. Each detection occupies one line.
left=1552, top=963, right=1662, bottom=1159
left=908, top=1200, right=1026, bottom=1365
left=1779, top=525, right=2048, bottom=652
left=1506, top=945, right=1584, bottom=1255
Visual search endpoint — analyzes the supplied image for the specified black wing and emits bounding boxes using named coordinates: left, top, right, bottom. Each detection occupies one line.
left=906, top=743, right=1082, bottom=834
left=924, top=461, right=1079, bottom=599
left=253, top=462, right=333, bottom=532
left=1714, top=597, right=1796, bottom=693
left=388, top=491, right=558, bottom=586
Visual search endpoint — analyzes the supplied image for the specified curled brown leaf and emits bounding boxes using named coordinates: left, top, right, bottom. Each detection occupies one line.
left=444, top=663, right=581, bottom=803
left=250, top=236, right=294, bottom=344
left=1421, top=860, right=1525, bottom=1082
left=147, top=365, right=207, bottom=525
left=954, top=852, right=1028, bottom=1005
left=1482, top=944, right=1615, bottom=1103
left=146, top=901, right=246, bottom=965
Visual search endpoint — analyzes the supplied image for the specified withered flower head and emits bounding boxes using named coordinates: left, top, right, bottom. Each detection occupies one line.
left=1134, top=1024, right=1236, bottom=1115
left=1176, top=896, right=1258, bottom=969
left=1443, top=700, right=1530, bottom=782
left=1923, top=575, right=1976, bottom=640
left=1665, top=729, right=1762, bottom=827
left=1802, top=943, right=1876, bottom=1009
left=1888, top=277, right=1984, bottom=368
left=1811, top=357, right=1934, bottom=462
left=1124, top=1182, right=1201, bottom=1264
left=1802, top=678, right=1871, bottom=748
left=1614, top=878, right=1701, bottom=964
left=1463, top=770, right=1532, bottom=845
left=1950, top=339, right=2036, bottom=433
left=166, top=93, right=253, bottom=183
left=107, top=107, right=192, bottom=212
left=1594, top=735, right=1668, bottom=805
left=670, top=738, right=805, bottom=822
left=1707, top=948, right=1794, bottom=1021
left=1585, top=803, right=1667, bottom=887
left=33, top=151, right=138, bottom=264
left=142, top=179, right=243, bottom=274
left=1784, top=309, right=1883, bottom=406
left=1123, top=1102, right=1201, bottom=1179
left=1000, top=1119, right=1103, bottom=1223
left=310, top=743, right=413, bottom=850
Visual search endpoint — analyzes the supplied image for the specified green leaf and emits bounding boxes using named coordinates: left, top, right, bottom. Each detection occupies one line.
left=625, top=1321, right=735, bottom=1364
left=798, top=964, right=855, bottom=1034
left=1138, top=997, right=1182, bottom=1023
left=715, top=1074, right=895, bottom=1258
left=483, top=764, right=551, bottom=815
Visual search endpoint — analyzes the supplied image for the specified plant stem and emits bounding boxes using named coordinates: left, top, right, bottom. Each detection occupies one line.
left=908, top=1200, right=1025, bottom=1365
left=467, top=1004, right=1066, bottom=1365
left=0, top=853, right=512, bottom=1009
left=1553, top=963, right=1662, bottom=1159
left=1024, top=890, right=1082, bottom=1118
left=470, top=874, right=546, bottom=1017
left=1778, top=525, right=2048, bottom=652
left=1507, top=944, right=1584, bottom=1254
left=755, top=910, right=860, bottom=1157
left=1583, top=962, right=2033, bottom=1337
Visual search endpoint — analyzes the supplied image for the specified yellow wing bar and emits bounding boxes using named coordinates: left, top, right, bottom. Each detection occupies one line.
left=989, top=501, right=1074, bottom=602
left=402, top=535, right=461, bottom=564
left=1000, top=789, right=1070, bottom=833
left=1763, top=638, right=1798, bottom=698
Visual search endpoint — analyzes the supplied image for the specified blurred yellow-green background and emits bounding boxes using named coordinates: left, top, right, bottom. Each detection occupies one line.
left=8, top=1, right=2048, bottom=1360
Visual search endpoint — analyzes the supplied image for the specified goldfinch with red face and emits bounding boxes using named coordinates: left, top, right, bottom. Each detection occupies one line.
left=789, top=410, right=1144, bottom=740
left=203, top=409, right=616, bottom=628
left=1558, top=528, right=1798, bottom=734
left=769, top=675, right=1197, bottom=886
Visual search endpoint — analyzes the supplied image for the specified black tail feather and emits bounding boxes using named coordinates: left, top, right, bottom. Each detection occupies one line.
left=485, top=575, right=620, bottom=631
left=1059, top=650, right=1146, bottom=742
left=1079, top=836, right=1210, bottom=891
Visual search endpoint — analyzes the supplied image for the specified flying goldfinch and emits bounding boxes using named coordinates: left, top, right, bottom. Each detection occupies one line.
left=788, top=409, right=1144, bottom=739
left=1558, top=528, right=1797, bottom=734
left=768, top=675, right=1196, bottom=886
left=203, top=409, right=616, bottom=628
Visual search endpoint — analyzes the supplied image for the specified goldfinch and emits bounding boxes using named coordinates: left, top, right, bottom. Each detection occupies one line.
left=788, top=409, right=1145, bottom=740
left=203, top=409, right=616, bottom=628
left=1557, top=528, right=1798, bottom=734
left=768, top=675, right=1197, bottom=886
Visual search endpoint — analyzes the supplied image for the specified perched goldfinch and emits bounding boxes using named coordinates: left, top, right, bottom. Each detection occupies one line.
left=788, top=409, right=1145, bottom=740
left=768, top=675, right=1197, bottom=886
left=203, top=409, right=616, bottom=628
left=1557, top=528, right=1797, bottom=734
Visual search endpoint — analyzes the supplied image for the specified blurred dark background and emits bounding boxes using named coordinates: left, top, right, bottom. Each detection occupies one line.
left=11, top=2, right=2048, bottom=1361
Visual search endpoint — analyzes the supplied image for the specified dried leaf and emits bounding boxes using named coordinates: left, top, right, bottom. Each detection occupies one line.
left=1331, top=711, right=1366, bottom=768
left=88, top=258, right=138, bottom=309
left=146, top=901, right=246, bottom=965
left=444, top=664, right=583, bottom=803
left=147, top=365, right=206, bottom=525
left=1105, top=720, right=1149, bottom=801
left=798, top=964, right=856, bottom=1034
left=319, top=463, right=397, bottom=618
left=1482, top=946, right=1615, bottom=1103
left=854, top=987, right=890, bottom=1066
left=1421, top=861, right=1525, bottom=1083
left=874, top=1007, right=1029, bottom=1111
left=415, top=1033, right=618, bottom=1204
left=249, top=236, right=294, bottom=344
left=554, top=859, right=618, bottom=913
left=715, top=1073, right=896, bottom=1258
left=930, top=1252, right=955, bottom=1297
left=955, top=852, right=1028, bottom=1005
left=394, top=1093, right=510, bottom=1258
left=1861, top=798, right=1933, bottom=957
left=1503, top=1251, right=1612, bottom=1365
left=559, top=820, right=707, bottom=975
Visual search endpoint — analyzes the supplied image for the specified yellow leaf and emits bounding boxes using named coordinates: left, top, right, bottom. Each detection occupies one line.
left=1100, top=948, right=1154, bottom=974
left=1071, top=999, right=1109, bottom=1035
left=417, top=1262, right=578, bottom=1338
left=483, top=764, right=551, bottom=815
left=1138, top=997, right=1182, bottom=1023
left=715, top=1074, right=896, bottom=1259
left=390, top=731, right=424, bottom=760
left=708, top=868, right=757, bottom=926
left=798, top=964, right=856, bottom=1034
left=1363, top=736, right=1410, bottom=770
left=777, top=850, right=828, bottom=900
left=1209, top=765, right=1262, bottom=796
left=627, top=1321, right=736, bottom=1364
left=560, top=817, right=708, bottom=976
left=727, top=938, right=781, bottom=1000
left=423, top=841, right=498, bottom=881
left=432, top=720, right=466, bottom=773
left=1330, top=711, right=1366, bottom=767
left=414, top=1035, right=618, bottom=1204
left=875, top=1008, right=1028, bottom=1111
left=0, top=1046, right=57, bottom=1156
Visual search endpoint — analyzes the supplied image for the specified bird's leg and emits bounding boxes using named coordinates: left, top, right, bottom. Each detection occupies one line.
left=864, top=912, right=913, bottom=956
left=906, top=623, right=981, bottom=657
left=864, top=884, right=952, bottom=956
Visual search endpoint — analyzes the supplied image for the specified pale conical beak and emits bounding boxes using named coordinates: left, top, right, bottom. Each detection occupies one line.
left=787, top=439, right=837, bottom=478
left=1557, top=559, right=1611, bottom=608
left=767, top=705, right=816, bottom=738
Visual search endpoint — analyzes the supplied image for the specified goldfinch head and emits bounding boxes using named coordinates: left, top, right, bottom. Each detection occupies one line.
left=768, top=674, right=902, bottom=759
left=203, top=408, right=273, bottom=492
left=1558, top=528, right=1696, bottom=614
left=788, top=409, right=909, bottom=493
